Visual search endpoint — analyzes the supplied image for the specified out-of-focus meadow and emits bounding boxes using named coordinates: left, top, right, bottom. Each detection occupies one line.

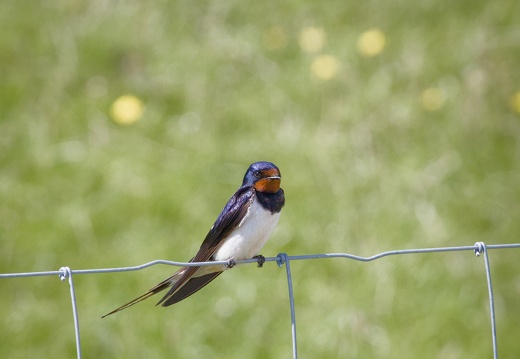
left=1, top=1, right=520, bottom=358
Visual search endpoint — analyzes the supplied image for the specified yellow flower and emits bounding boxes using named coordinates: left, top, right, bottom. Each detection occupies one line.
left=299, top=27, right=326, bottom=53
left=311, top=55, right=340, bottom=80
left=357, top=28, right=386, bottom=57
left=110, top=95, right=144, bottom=125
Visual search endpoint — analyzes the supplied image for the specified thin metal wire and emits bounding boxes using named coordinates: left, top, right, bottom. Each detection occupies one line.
left=1, top=242, right=519, bottom=359
left=1, top=243, right=519, bottom=279
left=277, top=253, right=298, bottom=359
left=474, top=242, right=498, bottom=359
left=59, top=267, right=82, bottom=359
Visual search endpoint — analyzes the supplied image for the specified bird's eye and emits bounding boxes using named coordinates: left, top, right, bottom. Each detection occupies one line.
left=253, top=170, right=261, bottom=178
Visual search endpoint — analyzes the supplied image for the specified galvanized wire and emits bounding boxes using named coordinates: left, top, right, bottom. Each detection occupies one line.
left=59, top=267, right=82, bottom=359
left=474, top=242, right=498, bottom=359
left=2, top=242, right=519, bottom=359
left=277, top=253, right=298, bottom=359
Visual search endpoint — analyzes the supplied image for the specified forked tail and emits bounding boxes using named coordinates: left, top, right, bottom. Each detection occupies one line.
left=101, top=276, right=175, bottom=318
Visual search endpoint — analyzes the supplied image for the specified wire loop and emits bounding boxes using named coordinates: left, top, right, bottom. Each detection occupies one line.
left=276, top=252, right=287, bottom=267
left=474, top=242, right=485, bottom=257
left=59, top=266, right=71, bottom=282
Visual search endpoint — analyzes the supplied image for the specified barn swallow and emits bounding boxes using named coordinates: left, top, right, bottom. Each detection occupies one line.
left=102, top=161, right=285, bottom=317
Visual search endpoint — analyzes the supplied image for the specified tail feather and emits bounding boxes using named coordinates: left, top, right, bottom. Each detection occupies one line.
left=101, top=290, right=161, bottom=318
left=101, top=262, right=225, bottom=317
left=101, top=271, right=183, bottom=318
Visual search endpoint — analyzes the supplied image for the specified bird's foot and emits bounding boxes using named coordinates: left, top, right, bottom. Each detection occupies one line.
left=225, top=259, right=236, bottom=269
left=253, top=255, right=266, bottom=268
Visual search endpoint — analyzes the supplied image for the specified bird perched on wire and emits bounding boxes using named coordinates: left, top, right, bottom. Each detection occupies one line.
left=102, top=161, right=285, bottom=317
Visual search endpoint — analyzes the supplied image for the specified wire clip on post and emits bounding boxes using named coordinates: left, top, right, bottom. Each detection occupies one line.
left=59, top=267, right=82, bottom=359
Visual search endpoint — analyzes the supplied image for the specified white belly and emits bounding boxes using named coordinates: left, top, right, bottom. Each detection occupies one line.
left=213, top=197, right=280, bottom=262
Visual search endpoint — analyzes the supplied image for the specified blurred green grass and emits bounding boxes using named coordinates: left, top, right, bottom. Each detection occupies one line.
left=1, top=0, right=520, bottom=358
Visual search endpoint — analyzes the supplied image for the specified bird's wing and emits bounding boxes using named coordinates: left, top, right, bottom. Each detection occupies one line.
left=156, top=186, right=255, bottom=306
left=160, top=271, right=223, bottom=306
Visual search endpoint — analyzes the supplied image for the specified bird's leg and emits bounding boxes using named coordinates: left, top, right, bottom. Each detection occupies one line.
left=253, top=254, right=265, bottom=268
left=225, top=258, right=236, bottom=269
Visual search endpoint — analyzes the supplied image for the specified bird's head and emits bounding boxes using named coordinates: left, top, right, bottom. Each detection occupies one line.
left=242, top=161, right=282, bottom=193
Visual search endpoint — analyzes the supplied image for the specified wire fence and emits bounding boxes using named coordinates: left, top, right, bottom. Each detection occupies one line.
left=1, top=241, right=519, bottom=359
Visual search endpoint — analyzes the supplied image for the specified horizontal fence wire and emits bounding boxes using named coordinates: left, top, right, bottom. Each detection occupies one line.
left=2, top=242, right=520, bottom=359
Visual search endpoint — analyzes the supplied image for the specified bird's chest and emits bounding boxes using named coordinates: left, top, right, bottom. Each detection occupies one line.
left=213, top=198, right=280, bottom=261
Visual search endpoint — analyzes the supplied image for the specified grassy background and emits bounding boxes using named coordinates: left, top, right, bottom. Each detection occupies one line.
left=1, top=1, right=520, bottom=358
